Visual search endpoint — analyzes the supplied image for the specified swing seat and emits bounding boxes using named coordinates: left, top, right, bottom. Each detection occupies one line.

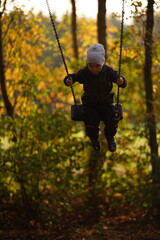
left=71, top=104, right=84, bottom=121
left=71, top=103, right=123, bottom=122
left=110, top=103, right=123, bottom=121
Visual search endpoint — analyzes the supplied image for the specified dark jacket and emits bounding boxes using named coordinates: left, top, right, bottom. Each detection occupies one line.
left=64, top=64, right=127, bottom=105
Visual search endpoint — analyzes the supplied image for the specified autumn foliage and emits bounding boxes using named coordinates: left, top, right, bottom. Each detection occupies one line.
left=0, top=2, right=160, bottom=239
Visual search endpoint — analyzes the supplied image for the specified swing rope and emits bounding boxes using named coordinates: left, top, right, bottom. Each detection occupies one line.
left=45, top=0, right=77, bottom=105
left=117, top=0, right=125, bottom=105
left=46, top=0, right=125, bottom=107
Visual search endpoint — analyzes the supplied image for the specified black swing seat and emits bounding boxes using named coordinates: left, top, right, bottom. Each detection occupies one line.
left=71, top=103, right=123, bottom=122
left=71, top=104, right=84, bottom=121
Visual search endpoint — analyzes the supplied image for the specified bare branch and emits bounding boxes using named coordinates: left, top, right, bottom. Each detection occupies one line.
left=0, top=0, right=7, bottom=15
left=2, top=11, right=15, bottom=40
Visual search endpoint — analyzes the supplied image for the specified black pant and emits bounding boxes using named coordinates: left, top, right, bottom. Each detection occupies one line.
left=83, top=102, right=118, bottom=140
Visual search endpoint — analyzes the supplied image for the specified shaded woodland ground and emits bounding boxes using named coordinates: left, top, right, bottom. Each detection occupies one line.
left=1, top=202, right=160, bottom=240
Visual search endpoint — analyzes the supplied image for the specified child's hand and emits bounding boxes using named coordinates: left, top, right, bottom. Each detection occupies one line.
left=117, top=76, right=124, bottom=86
left=66, top=77, right=73, bottom=86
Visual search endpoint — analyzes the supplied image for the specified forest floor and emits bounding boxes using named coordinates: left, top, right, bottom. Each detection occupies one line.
left=1, top=206, right=160, bottom=240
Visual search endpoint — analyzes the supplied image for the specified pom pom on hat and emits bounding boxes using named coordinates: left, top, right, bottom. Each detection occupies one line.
left=87, top=43, right=105, bottom=66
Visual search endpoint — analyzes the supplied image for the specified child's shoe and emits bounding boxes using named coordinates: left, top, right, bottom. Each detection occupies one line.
left=107, top=137, right=116, bottom=152
left=91, top=139, right=100, bottom=151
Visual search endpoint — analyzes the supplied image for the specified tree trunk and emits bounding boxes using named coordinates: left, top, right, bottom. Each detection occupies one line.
left=70, top=0, right=78, bottom=59
left=87, top=149, right=106, bottom=222
left=97, top=0, right=107, bottom=53
left=144, top=0, right=160, bottom=216
left=0, top=10, right=14, bottom=118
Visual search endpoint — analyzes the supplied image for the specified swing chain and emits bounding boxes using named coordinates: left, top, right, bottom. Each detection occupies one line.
left=46, top=0, right=124, bottom=107
left=117, top=0, right=125, bottom=105
left=46, top=0, right=77, bottom=105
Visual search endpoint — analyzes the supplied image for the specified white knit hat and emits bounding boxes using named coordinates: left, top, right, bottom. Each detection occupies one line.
left=87, top=43, right=105, bottom=66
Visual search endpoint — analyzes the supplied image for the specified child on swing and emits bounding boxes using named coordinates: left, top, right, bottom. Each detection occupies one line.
left=64, top=43, right=127, bottom=152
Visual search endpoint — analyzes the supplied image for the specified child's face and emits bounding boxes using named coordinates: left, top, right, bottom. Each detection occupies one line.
left=87, top=63, right=103, bottom=75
